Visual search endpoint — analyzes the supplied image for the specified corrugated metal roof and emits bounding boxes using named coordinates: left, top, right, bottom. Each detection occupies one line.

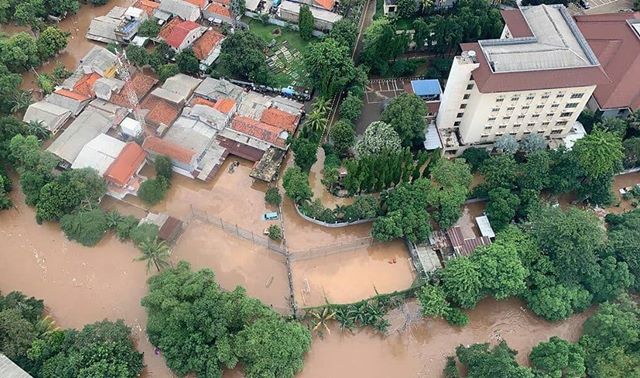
left=47, top=109, right=114, bottom=163
left=0, top=354, right=32, bottom=378
left=475, top=215, right=495, bottom=239
left=411, top=79, right=442, bottom=96
left=71, top=133, right=126, bottom=175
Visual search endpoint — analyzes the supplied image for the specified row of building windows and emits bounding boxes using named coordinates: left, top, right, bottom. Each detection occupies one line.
left=480, top=128, right=566, bottom=139
left=494, top=92, right=584, bottom=104
left=483, top=120, right=568, bottom=131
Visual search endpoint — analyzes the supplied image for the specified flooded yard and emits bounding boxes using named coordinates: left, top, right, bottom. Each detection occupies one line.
left=292, top=240, right=415, bottom=307
left=172, top=219, right=291, bottom=312
left=300, top=298, right=590, bottom=378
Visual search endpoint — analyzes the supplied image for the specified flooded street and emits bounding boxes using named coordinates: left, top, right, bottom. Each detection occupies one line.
left=307, top=147, right=354, bottom=209
left=300, top=298, right=590, bottom=378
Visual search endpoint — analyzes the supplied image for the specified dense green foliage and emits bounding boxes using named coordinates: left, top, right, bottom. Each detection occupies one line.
left=218, top=30, right=269, bottom=84
left=450, top=342, right=534, bottom=378
left=529, top=336, right=586, bottom=377
left=176, top=48, right=200, bottom=75
left=60, top=208, right=109, bottom=246
left=283, top=166, right=312, bottom=204
left=303, top=38, right=356, bottom=96
left=299, top=195, right=379, bottom=224
left=380, top=94, right=427, bottom=148
left=141, top=261, right=311, bottom=377
left=355, top=121, right=401, bottom=156
left=339, top=92, right=363, bottom=123
left=265, top=187, right=282, bottom=206
left=299, top=4, right=314, bottom=41
left=129, top=222, right=159, bottom=246
left=137, top=19, right=161, bottom=37
left=139, top=159, right=173, bottom=205
left=329, top=120, right=355, bottom=156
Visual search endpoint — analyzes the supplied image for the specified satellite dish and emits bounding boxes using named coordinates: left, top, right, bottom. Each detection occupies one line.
left=468, top=50, right=476, bottom=58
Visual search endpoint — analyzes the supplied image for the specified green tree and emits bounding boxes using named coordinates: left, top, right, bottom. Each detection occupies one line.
left=355, top=121, right=401, bottom=156
left=495, top=134, right=519, bottom=154
left=622, top=137, right=640, bottom=168
left=36, top=27, right=69, bottom=61
left=361, top=18, right=407, bottom=74
left=380, top=94, right=427, bottom=148
left=330, top=120, right=355, bottom=156
left=486, top=187, right=520, bottom=231
left=417, top=284, right=451, bottom=319
left=47, top=0, right=80, bottom=17
left=125, top=45, right=149, bottom=67
left=518, top=150, right=550, bottom=191
left=175, top=48, right=200, bottom=75
left=594, top=117, right=628, bottom=138
left=339, top=92, right=363, bottom=123
left=453, top=341, right=534, bottom=378
left=60, top=209, right=109, bottom=247
left=137, top=19, right=161, bottom=37
left=329, top=19, right=357, bottom=50
left=526, top=284, right=592, bottom=321
left=573, top=129, right=623, bottom=178
left=0, top=308, right=37, bottom=360
left=0, top=175, right=12, bottom=210
left=136, top=238, right=172, bottom=273
left=530, top=336, right=586, bottom=378
left=1, top=33, right=41, bottom=72
left=218, top=31, right=269, bottom=84
left=519, top=134, right=547, bottom=155
left=396, top=0, right=418, bottom=17
left=461, top=147, right=489, bottom=173
left=267, top=224, right=282, bottom=240
left=441, top=257, right=483, bottom=309
left=283, top=166, right=312, bottom=203
left=158, top=63, right=179, bottom=82
left=608, top=210, right=640, bottom=290
left=154, top=155, right=173, bottom=180
left=130, top=223, right=159, bottom=246
left=427, top=158, right=471, bottom=229
left=473, top=241, right=528, bottom=299
left=265, top=187, right=282, bottom=206
left=299, top=4, right=314, bottom=41
left=303, top=38, right=356, bottom=96
left=138, top=177, right=169, bottom=205
left=291, top=137, right=318, bottom=171
left=480, top=154, right=518, bottom=190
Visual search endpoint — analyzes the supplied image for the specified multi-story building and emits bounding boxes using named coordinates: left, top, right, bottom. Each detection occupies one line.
left=436, top=5, right=609, bottom=156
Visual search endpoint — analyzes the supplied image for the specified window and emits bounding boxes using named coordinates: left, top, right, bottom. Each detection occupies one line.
left=551, top=104, right=559, bottom=108
left=510, top=132, right=518, bottom=135
left=532, top=114, right=540, bottom=119
left=522, top=106, right=530, bottom=111
left=491, top=107, right=499, bottom=112
left=560, top=112, right=572, bottom=118
left=499, top=125, right=507, bottom=129
left=511, top=96, right=520, bottom=101
left=513, top=123, right=521, bottom=128
left=570, top=93, right=584, bottom=99
left=551, top=129, right=563, bottom=135
left=524, top=131, right=532, bottom=135
left=536, top=104, right=544, bottom=109
left=542, top=122, right=550, bottom=127
left=463, top=94, right=470, bottom=100
left=460, top=104, right=467, bottom=109
left=546, top=113, right=554, bottom=118
left=457, top=113, right=464, bottom=118
left=526, top=95, right=535, bottom=100
left=466, top=83, right=474, bottom=90
left=496, top=98, right=504, bottom=102
left=507, top=107, right=515, bottom=111
left=541, top=94, right=550, bottom=99
left=538, top=130, right=545, bottom=134
left=388, top=5, right=396, bottom=11
left=556, top=120, right=568, bottom=126
left=517, top=115, right=525, bottom=119
left=502, top=116, right=511, bottom=121
left=484, top=125, right=492, bottom=130
left=565, top=103, right=579, bottom=108
left=556, top=93, right=565, bottom=98
left=495, top=133, right=503, bottom=137
left=527, top=123, right=536, bottom=127
left=488, top=117, right=496, bottom=121
left=481, top=134, right=489, bottom=139
left=454, top=121, right=461, bottom=126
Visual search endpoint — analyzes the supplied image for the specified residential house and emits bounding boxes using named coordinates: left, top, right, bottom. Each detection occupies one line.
left=203, top=2, right=234, bottom=24
left=141, top=95, right=181, bottom=132
left=299, top=0, right=335, bottom=11
left=245, top=0, right=272, bottom=14
left=143, top=136, right=199, bottom=175
left=133, top=0, right=160, bottom=17
left=194, top=77, right=245, bottom=102
left=158, top=18, right=207, bottom=51
left=23, top=101, right=71, bottom=134
left=45, top=90, right=91, bottom=116
left=151, top=74, right=202, bottom=106
left=104, top=141, right=147, bottom=197
left=105, top=72, right=158, bottom=107
left=436, top=5, right=607, bottom=157
left=71, top=134, right=126, bottom=175
left=87, top=6, right=126, bottom=44
left=47, top=108, right=116, bottom=165
left=156, top=0, right=201, bottom=22
left=575, top=12, right=640, bottom=117
left=277, top=0, right=342, bottom=31
left=192, top=29, right=225, bottom=70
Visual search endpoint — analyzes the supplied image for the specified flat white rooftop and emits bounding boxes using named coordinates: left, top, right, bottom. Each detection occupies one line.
left=481, top=5, right=598, bottom=73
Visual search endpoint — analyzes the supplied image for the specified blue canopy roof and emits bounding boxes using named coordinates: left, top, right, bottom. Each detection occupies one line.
left=411, top=79, right=442, bottom=97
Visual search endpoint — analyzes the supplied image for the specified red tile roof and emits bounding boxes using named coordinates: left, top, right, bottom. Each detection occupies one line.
left=214, top=98, right=235, bottom=114
left=159, top=19, right=202, bottom=49
left=461, top=42, right=611, bottom=94
left=185, top=0, right=208, bottom=8
left=109, top=73, right=158, bottom=108
left=142, top=95, right=180, bottom=127
left=191, top=96, right=217, bottom=108
left=133, top=0, right=160, bottom=16
left=260, top=107, right=299, bottom=133
left=192, top=29, right=224, bottom=60
left=315, top=0, right=335, bottom=10
left=231, top=116, right=286, bottom=147
left=501, top=9, right=534, bottom=38
left=104, top=142, right=146, bottom=187
left=73, top=73, right=101, bottom=98
left=143, top=136, right=196, bottom=164
left=574, top=12, right=640, bottom=110
left=206, top=3, right=231, bottom=18
left=214, top=0, right=230, bottom=5
left=54, top=88, right=91, bottom=102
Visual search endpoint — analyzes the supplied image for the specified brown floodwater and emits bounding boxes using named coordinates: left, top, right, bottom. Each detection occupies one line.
left=0, top=180, right=174, bottom=377
left=292, top=239, right=415, bottom=307
left=5, top=0, right=136, bottom=92
left=299, top=299, right=590, bottom=378
left=307, top=147, right=354, bottom=209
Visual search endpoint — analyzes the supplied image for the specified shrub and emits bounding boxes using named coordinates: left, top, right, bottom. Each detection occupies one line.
left=267, top=224, right=282, bottom=240
left=265, top=187, right=282, bottom=206
left=155, top=156, right=173, bottom=180
left=444, top=307, right=469, bottom=327
left=116, top=215, right=140, bottom=241
left=138, top=19, right=161, bottom=38
left=339, top=93, right=363, bottom=123
left=283, top=167, right=312, bottom=203
left=138, top=177, right=169, bottom=205
left=130, top=223, right=159, bottom=246
left=60, top=209, right=109, bottom=247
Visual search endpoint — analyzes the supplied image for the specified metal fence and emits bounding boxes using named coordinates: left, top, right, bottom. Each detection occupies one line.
left=289, top=237, right=377, bottom=261
left=187, top=207, right=287, bottom=256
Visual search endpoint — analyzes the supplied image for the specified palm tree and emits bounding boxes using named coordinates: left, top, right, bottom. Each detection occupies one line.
left=304, top=108, right=328, bottom=133
left=310, top=306, right=336, bottom=335
left=105, top=210, right=122, bottom=229
left=135, top=238, right=172, bottom=273
left=313, top=98, right=331, bottom=116
left=35, top=315, right=61, bottom=337
left=12, top=90, right=33, bottom=113
left=26, top=120, right=51, bottom=141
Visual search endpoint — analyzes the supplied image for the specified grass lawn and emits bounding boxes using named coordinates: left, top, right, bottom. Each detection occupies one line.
left=243, top=17, right=316, bottom=88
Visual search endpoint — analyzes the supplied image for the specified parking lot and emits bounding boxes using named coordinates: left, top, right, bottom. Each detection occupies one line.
left=357, top=78, right=415, bottom=134
left=569, top=0, right=633, bottom=14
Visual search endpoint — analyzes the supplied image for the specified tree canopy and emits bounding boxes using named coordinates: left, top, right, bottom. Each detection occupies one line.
left=355, top=121, right=401, bottom=156
left=380, top=94, right=427, bottom=148
left=303, top=38, right=356, bottom=97
left=218, top=31, right=269, bottom=84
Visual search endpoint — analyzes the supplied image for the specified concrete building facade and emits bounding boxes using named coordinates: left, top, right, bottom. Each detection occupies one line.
left=436, top=5, right=608, bottom=156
